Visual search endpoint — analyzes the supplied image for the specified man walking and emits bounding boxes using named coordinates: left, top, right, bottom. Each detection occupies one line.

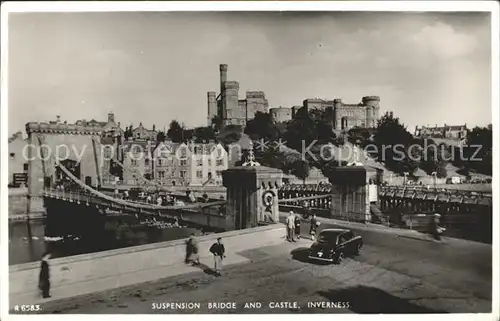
left=310, top=213, right=319, bottom=241
left=209, top=237, right=225, bottom=276
left=286, top=211, right=296, bottom=242
left=38, top=252, right=52, bottom=298
left=429, top=213, right=446, bottom=241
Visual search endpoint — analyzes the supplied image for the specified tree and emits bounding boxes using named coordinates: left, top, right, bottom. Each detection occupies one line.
left=419, top=141, right=448, bottom=178
left=244, top=112, right=280, bottom=142
left=193, top=126, right=216, bottom=143
left=284, top=107, right=318, bottom=151
left=167, top=120, right=183, bottom=143
left=217, top=125, right=242, bottom=146
left=211, top=115, right=223, bottom=131
left=372, top=111, right=420, bottom=175
left=463, top=125, right=492, bottom=175
left=156, top=131, right=166, bottom=143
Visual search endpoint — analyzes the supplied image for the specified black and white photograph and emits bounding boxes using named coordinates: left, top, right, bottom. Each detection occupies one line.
left=1, top=1, right=498, bottom=319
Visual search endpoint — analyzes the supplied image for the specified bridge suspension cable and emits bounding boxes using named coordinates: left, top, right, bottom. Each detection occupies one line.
left=53, top=157, right=226, bottom=211
left=92, top=136, right=175, bottom=193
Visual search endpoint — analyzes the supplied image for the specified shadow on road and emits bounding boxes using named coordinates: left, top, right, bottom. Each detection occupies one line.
left=318, top=286, right=446, bottom=313
left=192, top=262, right=218, bottom=276
left=290, top=248, right=329, bottom=265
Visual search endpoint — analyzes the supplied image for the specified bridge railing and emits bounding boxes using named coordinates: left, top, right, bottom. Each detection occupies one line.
left=379, top=185, right=492, bottom=198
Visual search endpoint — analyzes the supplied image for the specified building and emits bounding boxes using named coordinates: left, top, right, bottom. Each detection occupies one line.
left=270, top=107, right=292, bottom=123
left=207, top=64, right=269, bottom=127
left=151, top=141, right=229, bottom=186
left=8, top=131, right=29, bottom=186
left=298, top=96, right=380, bottom=130
left=414, top=124, right=468, bottom=140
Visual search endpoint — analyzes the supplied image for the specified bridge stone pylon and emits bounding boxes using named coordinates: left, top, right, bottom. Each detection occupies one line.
left=25, top=122, right=104, bottom=214
left=222, top=141, right=283, bottom=230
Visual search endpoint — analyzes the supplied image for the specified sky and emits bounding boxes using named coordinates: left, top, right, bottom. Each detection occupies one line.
left=8, top=11, right=492, bottom=135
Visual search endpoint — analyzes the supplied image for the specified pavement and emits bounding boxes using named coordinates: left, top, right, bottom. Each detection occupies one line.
left=279, top=211, right=491, bottom=248
left=12, top=215, right=492, bottom=314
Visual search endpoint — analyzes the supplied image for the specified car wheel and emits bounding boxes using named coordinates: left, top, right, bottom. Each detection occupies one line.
left=336, top=252, right=345, bottom=264
left=355, top=244, right=362, bottom=255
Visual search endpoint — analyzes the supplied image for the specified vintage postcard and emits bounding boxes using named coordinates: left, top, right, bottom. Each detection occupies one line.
left=1, top=1, right=498, bottom=320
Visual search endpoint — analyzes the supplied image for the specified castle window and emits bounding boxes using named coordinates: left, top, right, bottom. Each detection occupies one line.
left=10, top=153, right=15, bottom=159
left=180, top=160, right=187, bottom=166
left=23, top=163, right=28, bottom=171
left=180, top=170, right=187, bottom=178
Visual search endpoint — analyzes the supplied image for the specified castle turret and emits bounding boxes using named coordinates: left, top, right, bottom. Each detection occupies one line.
left=207, top=91, right=217, bottom=126
left=220, top=64, right=228, bottom=94
left=362, top=96, right=380, bottom=128
left=222, top=81, right=240, bottom=126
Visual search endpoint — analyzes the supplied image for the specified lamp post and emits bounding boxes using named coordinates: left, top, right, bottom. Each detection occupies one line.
left=403, top=172, right=409, bottom=186
left=431, top=171, right=437, bottom=190
left=389, top=173, right=393, bottom=185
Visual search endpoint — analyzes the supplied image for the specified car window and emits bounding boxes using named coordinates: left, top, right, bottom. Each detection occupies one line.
left=338, top=234, right=348, bottom=244
left=345, top=231, right=354, bottom=240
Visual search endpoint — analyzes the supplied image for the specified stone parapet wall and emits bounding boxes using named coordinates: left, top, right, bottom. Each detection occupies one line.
left=9, top=224, right=286, bottom=301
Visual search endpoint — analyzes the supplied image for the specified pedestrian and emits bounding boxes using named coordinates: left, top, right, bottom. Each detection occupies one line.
left=286, top=211, right=296, bottom=242
left=310, top=213, right=319, bottom=241
left=38, top=251, right=52, bottom=298
left=185, top=234, right=200, bottom=265
left=429, top=213, right=445, bottom=241
left=209, top=237, right=226, bottom=276
left=294, top=213, right=301, bottom=239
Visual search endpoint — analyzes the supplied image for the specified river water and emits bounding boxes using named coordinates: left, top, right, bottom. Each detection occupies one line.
left=9, top=215, right=204, bottom=266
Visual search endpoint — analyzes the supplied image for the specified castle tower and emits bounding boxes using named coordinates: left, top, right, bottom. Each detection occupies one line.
left=219, top=64, right=229, bottom=126
left=207, top=91, right=217, bottom=126
left=362, top=96, right=380, bottom=128
left=223, top=81, right=240, bottom=126
left=333, top=99, right=343, bottom=130
left=220, top=64, right=228, bottom=91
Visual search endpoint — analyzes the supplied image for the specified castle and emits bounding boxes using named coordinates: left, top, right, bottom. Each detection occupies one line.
left=297, top=97, right=381, bottom=130
left=207, top=64, right=269, bottom=127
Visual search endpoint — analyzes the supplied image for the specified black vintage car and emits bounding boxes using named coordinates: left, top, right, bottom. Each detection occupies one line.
left=308, top=228, right=363, bottom=263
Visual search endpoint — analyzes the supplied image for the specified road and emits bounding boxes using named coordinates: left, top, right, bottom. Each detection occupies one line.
left=36, top=220, right=492, bottom=314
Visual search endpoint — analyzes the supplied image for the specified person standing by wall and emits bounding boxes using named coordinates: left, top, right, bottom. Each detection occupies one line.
left=38, top=252, right=52, bottom=298
left=286, top=211, right=296, bottom=242
left=294, top=213, right=302, bottom=239
left=209, top=237, right=226, bottom=276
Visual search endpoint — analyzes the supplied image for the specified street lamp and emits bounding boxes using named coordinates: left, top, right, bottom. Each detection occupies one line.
left=389, top=173, right=393, bottom=185
left=403, top=172, right=409, bottom=186
left=431, top=171, right=437, bottom=190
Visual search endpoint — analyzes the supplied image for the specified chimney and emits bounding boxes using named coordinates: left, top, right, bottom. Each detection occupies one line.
left=153, top=124, right=156, bottom=131
left=56, top=115, right=61, bottom=123
left=108, top=112, right=115, bottom=123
